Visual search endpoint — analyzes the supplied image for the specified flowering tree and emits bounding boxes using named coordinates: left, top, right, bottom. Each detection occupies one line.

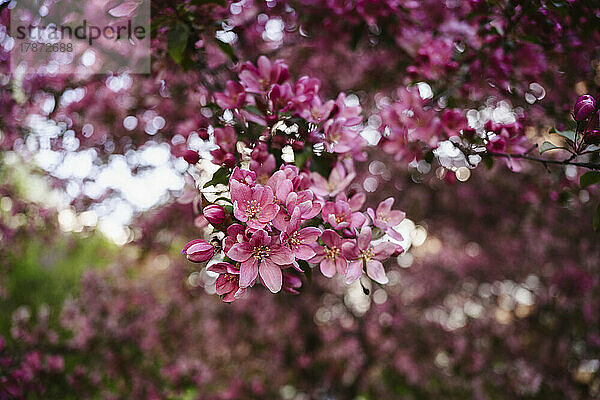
left=1, top=0, right=600, bottom=398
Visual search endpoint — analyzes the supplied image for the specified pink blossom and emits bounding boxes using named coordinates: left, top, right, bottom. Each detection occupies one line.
left=239, top=56, right=289, bottom=94
left=266, top=170, right=321, bottom=231
left=211, top=126, right=237, bottom=167
left=249, top=143, right=276, bottom=182
left=322, top=200, right=366, bottom=231
left=223, top=223, right=245, bottom=253
left=311, top=163, right=356, bottom=198
left=269, top=83, right=293, bottom=111
left=298, top=96, right=335, bottom=124
left=291, top=76, right=321, bottom=106
left=281, top=208, right=322, bottom=261
left=231, top=180, right=279, bottom=230
left=227, top=229, right=295, bottom=293
left=309, top=229, right=352, bottom=278
left=207, top=262, right=246, bottom=302
left=322, top=118, right=364, bottom=154
left=336, top=192, right=366, bottom=212
left=344, top=226, right=398, bottom=284
left=333, top=92, right=362, bottom=126
left=214, top=80, right=246, bottom=109
left=231, top=166, right=256, bottom=186
left=367, top=197, right=405, bottom=241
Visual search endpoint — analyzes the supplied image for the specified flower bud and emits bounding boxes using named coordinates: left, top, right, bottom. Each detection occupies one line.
left=198, top=128, right=209, bottom=140
left=203, top=204, right=226, bottom=225
left=574, top=94, right=596, bottom=121
left=182, top=238, right=215, bottom=262
left=183, top=150, right=200, bottom=164
left=223, top=153, right=236, bottom=168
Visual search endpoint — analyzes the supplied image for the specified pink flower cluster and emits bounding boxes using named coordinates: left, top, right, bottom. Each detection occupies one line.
left=209, top=56, right=367, bottom=171
left=182, top=55, right=405, bottom=301
left=380, top=87, right=469, bottom=162
left=183, top=166, right=404, bottom=301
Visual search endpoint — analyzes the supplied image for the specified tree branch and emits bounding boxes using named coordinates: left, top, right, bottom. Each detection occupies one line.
left=487, top=151, right=600, bottom=170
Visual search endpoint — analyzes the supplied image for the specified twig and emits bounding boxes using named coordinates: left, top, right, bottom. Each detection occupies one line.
left=487, top=151, right=600, bottom=170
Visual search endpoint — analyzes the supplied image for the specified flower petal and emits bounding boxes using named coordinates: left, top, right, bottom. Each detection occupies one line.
left=294, top=244, right=316, bottom=260
left=335, top=255, right=348, bottom=275
left=373, top=242, right=399, bottom=259
left=239, top=258, right=259, bottom=288
left=227, top=243, right=253, bottom=262
left=259, top=258, right=282, bottom=293
left=357, top=226, right=372, bottom=251
left=320, top=258, right=336, bottom=278
left=366, top=260, right=388, bottom=284
left=258, top=203, right=279, bottom=223
left=377, top=197, right=394, bottom=216
left=297, top=227, right=321, bottom=244
left=270, top=245, right=295, bottom=265
left=215, top=275, right=237, bottom=295
left=345, top=259, right=363, bottom=284
left=321, top=229, right=341, bottom=247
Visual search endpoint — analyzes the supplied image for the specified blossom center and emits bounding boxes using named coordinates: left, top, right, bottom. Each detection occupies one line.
left=324, top=246, right=340, bottom=260
left=253, top=246, right=270, bottom=261
left=288, top=232, right=301, bottom=247
left=361, top=247, right=375, bottom=262
left=246, top=199, right=262, bottom=219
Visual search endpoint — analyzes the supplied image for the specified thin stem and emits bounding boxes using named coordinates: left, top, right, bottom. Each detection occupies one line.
left=488, top=151, right=600, bottom=170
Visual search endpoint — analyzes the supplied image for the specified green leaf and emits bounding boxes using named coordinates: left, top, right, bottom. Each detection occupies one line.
left=168, top=22, right=190, bottom=65
left=549, top=127, right=576, bottom=142
left=203, top=166, right=231, bottom=188
left=539, top=141, right=562, bottom=154
left=215, top=39, right=237, bottom=62
left=214, top=196, right=232, bottom=204
left=594, top=203, right=600, bottom=232
left=294, top=147, right=312, bottom=170
left=423, top=150, right=434, bottom=164
left=482, top=154, right=494, bottom=170
left=310, top=152, right=336, bottom=177
left=580, top=172, right=600, bottom=188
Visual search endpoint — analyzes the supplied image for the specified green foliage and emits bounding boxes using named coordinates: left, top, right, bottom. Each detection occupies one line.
left=203, top=166, right=231, bottom=188
left=539, top=141, right=565, bottom=154
left=168, top=22, right=190, bottom=65
left=0, top=231, right=117, bottom=336
left=549, top=127, right=576, bottom=143
left=580, top=171, right=600, bottom=188
left=216, top=39, right=238, bottom=62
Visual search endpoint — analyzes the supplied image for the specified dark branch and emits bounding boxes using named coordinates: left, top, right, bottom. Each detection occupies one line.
left=488, top=151, right=600, bottom=171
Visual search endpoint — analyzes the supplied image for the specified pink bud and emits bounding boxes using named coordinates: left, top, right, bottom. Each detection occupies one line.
left=198, top=128, right=209, bottom=140
left=223, top=153, right=236, bottom=168
left=182, top=238, right=215, bottom=262
left=203, top=204, right=226, bottom=225
left=574, top=94, right=596, bottom=121
left=183, top=150, right=200, bottom=164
